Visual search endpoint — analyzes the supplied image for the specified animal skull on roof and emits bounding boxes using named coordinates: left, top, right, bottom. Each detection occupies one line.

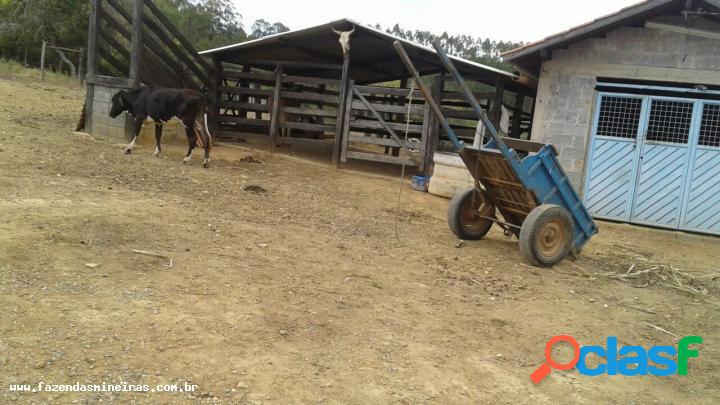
left=332, top=25, right=355, bottom=56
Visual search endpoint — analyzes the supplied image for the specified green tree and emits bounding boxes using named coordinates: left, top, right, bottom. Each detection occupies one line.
left=248, top=19, right=290, bottom=39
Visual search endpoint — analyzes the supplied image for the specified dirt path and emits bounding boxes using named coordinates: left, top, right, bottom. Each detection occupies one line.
left=0, top=77, right=719, bottom=404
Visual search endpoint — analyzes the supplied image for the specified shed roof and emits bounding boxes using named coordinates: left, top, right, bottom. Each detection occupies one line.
left=503, top=0, right=720, bottom=74
left=200, top=18, right=536, bottom=94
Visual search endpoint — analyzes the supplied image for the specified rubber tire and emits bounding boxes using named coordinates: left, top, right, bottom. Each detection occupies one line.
left=519, top=204, right=573, bottom=267
left=447, top=187, right=495, bottom=240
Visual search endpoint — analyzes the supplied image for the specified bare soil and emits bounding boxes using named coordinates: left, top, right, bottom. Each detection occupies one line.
left=1, top=77, right=719, bottom=404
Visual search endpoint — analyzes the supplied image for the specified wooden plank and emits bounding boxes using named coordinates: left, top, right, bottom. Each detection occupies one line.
left=208, top=56, right=221, bottom=135
left=354, top=85, right=422, bottom=98
left=221, top=116, right=271, bottom=127
left=351, top=119, right=423, bottom=134
left=129, top=0, right=143, bottom=85
left=220, top=86, right=274, bottom=97
left=86, top=0, right=101, bottom=77
left=139, top=6, right=209, bottom=84
left=268, top=65, right=283, bottom=152
left=348, top=135, right=418, bottom=148
left=232, top=59, right=342, bottom=70
left=99, top=29, right=130, bottom=60
left=277, top=136, right=330, bottom=145
left=423, top=73, right=444, bottom=173
left=101, top=5, right=191, bottom=87
left=283, top=75, right=340, bottom=86
left=442, top=90, right=494, bottom=101
left=441, top=108, right=481, bottom=120
left=333, top=45, right=351, bottom=168
left=280, top=106, right=337, bottom=118
left=351, top=100, right=424, bottom=115
left=280, top=121, right=334, bottom=132
left=352, top=86, right=406, bottom=147
left=219, top=101, right=270, bottom=112
left=142, top=0, right=212, bottom=73
left=280, top=91, right=338, bottom=103
left=97, top=45, right=128, bottom=77
left=222, top=70, right=275, bottom=81
left=341, top=79, right=354, bottom=163
left=511, top=93, right=524, bottom=138
left=86, top=74, right=134, bottom=88
left=346, top=151, right=417, bottom=166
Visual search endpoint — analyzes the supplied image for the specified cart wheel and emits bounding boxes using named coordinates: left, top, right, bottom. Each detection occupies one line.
left=447, top=187, right=495, bottom=240
left=519, top=204, right=573, bottom=267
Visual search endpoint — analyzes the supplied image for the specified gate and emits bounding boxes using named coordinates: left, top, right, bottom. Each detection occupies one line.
left=341, top=83, right=430, bottom=170
left=584, top=91, right=720, bottom=235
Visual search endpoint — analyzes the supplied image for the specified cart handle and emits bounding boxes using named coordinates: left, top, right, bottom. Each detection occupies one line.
left=392, top=41, right=465, bottom=152
left=430, top=41, right=513, bottom=158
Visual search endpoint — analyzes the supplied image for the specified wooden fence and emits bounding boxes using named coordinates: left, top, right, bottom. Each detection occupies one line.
left=86, top=0, right=211, bottom=90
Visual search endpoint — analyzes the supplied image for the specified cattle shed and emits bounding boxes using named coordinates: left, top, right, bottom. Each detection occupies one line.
left=503, top=0, right=720, bottom=235
left=199, top=19, right=537, bottom=172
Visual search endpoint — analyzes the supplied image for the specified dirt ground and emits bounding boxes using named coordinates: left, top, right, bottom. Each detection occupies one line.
left=1, top=76, right=719, bottom=404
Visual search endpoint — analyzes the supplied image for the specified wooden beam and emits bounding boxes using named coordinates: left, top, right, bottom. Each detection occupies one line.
left=352, top=86, right=406, bottom=147
left=340, top=79, right=354, bottom=163
left=511, top=93, right=524, bottom=139
left=129, top=0, right=143, bottom=86
left=209, top=56, right=221, bottom=135
left=332, top=45, right=351, bottom=168
left=268, top=64, right=283, bottom=152
left=86, top=0, right=101, bottom=77
left=143, top=0, right=213, bottom=73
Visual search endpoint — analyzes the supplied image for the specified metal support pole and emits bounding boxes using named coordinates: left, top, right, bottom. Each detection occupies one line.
left=430, top=41, right=512, bottom=157
left=392, top=41, right=464, bottom=152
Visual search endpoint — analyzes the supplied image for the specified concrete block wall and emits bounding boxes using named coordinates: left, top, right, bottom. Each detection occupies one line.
left=89, top=84, right=186, bottom=145
left=530, top=16, right=720, bottom=191
left=90, top=84, right=129, bottom=140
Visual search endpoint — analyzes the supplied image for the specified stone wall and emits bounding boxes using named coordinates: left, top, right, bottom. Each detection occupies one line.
left=531, top=16, right=720, bottom=190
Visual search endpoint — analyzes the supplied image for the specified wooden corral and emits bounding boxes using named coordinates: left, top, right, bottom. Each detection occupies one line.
left=201, top=20, right=538, bottom=173
left=83, top=5, right=537, bottom=174
left=83, top=0, right=211, bottom=139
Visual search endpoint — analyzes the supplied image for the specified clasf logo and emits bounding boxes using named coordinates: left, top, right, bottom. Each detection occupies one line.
left=531, top=335, right=702, bottom=384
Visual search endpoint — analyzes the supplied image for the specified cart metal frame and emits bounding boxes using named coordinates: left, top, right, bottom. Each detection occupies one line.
left=394, top=41, right=599, bottom=264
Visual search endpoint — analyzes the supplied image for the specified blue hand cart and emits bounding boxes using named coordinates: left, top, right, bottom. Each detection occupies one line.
left=394, top=41, right=599, bottom=266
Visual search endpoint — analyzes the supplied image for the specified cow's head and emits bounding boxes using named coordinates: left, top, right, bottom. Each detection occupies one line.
left=109, top=90, right=130, bottom=118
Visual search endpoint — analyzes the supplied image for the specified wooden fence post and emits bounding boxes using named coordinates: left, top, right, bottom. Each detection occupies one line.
left=268, top=64, right=283, bottom=152
left=78, top=48, right=85, bottom=84
left=511, top=93, right=524, bottom=139
left=40, top=41, right=46, bottom=80
left=332, top=42, right=351, bottom=168
left=129, top=0, right=144, bottom=86
left=208, top=56, right=221, bottom=136
left=86, top=0, right=101, bottom=77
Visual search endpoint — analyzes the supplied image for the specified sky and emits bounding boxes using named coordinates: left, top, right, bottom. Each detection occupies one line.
left=235, top=0, right=642, bottom=43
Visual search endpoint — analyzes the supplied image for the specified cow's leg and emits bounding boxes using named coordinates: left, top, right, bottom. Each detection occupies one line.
left=182, top=123, right=196, bottom=164
left=154, top=123, right=163, bottom=156
left=124, top=116, right=145, bottom=154
left=196, top=114, right=212, bottom=168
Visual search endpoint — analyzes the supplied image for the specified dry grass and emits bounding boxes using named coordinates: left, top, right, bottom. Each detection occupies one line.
left=0, top=58, right=82, bottom=88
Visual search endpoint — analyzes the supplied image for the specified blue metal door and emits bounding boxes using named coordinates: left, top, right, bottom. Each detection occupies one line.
left=630, top=98, right=695, bottom=228
left=681, top=102, right=720, bottom=235
left=583, top=94, right=644, bottom=221
left=585, top=91, right=720, bottom=235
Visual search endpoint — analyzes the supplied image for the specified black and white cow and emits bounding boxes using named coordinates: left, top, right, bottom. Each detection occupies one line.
left=109, top=86, right=212, bottom=168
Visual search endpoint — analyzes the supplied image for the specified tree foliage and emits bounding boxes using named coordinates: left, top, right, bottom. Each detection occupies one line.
left=248, top=19, right=290, bottom=39
left=154, top=0, right=246, bottom=51
left=375, top=23, right=523, bottom=72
